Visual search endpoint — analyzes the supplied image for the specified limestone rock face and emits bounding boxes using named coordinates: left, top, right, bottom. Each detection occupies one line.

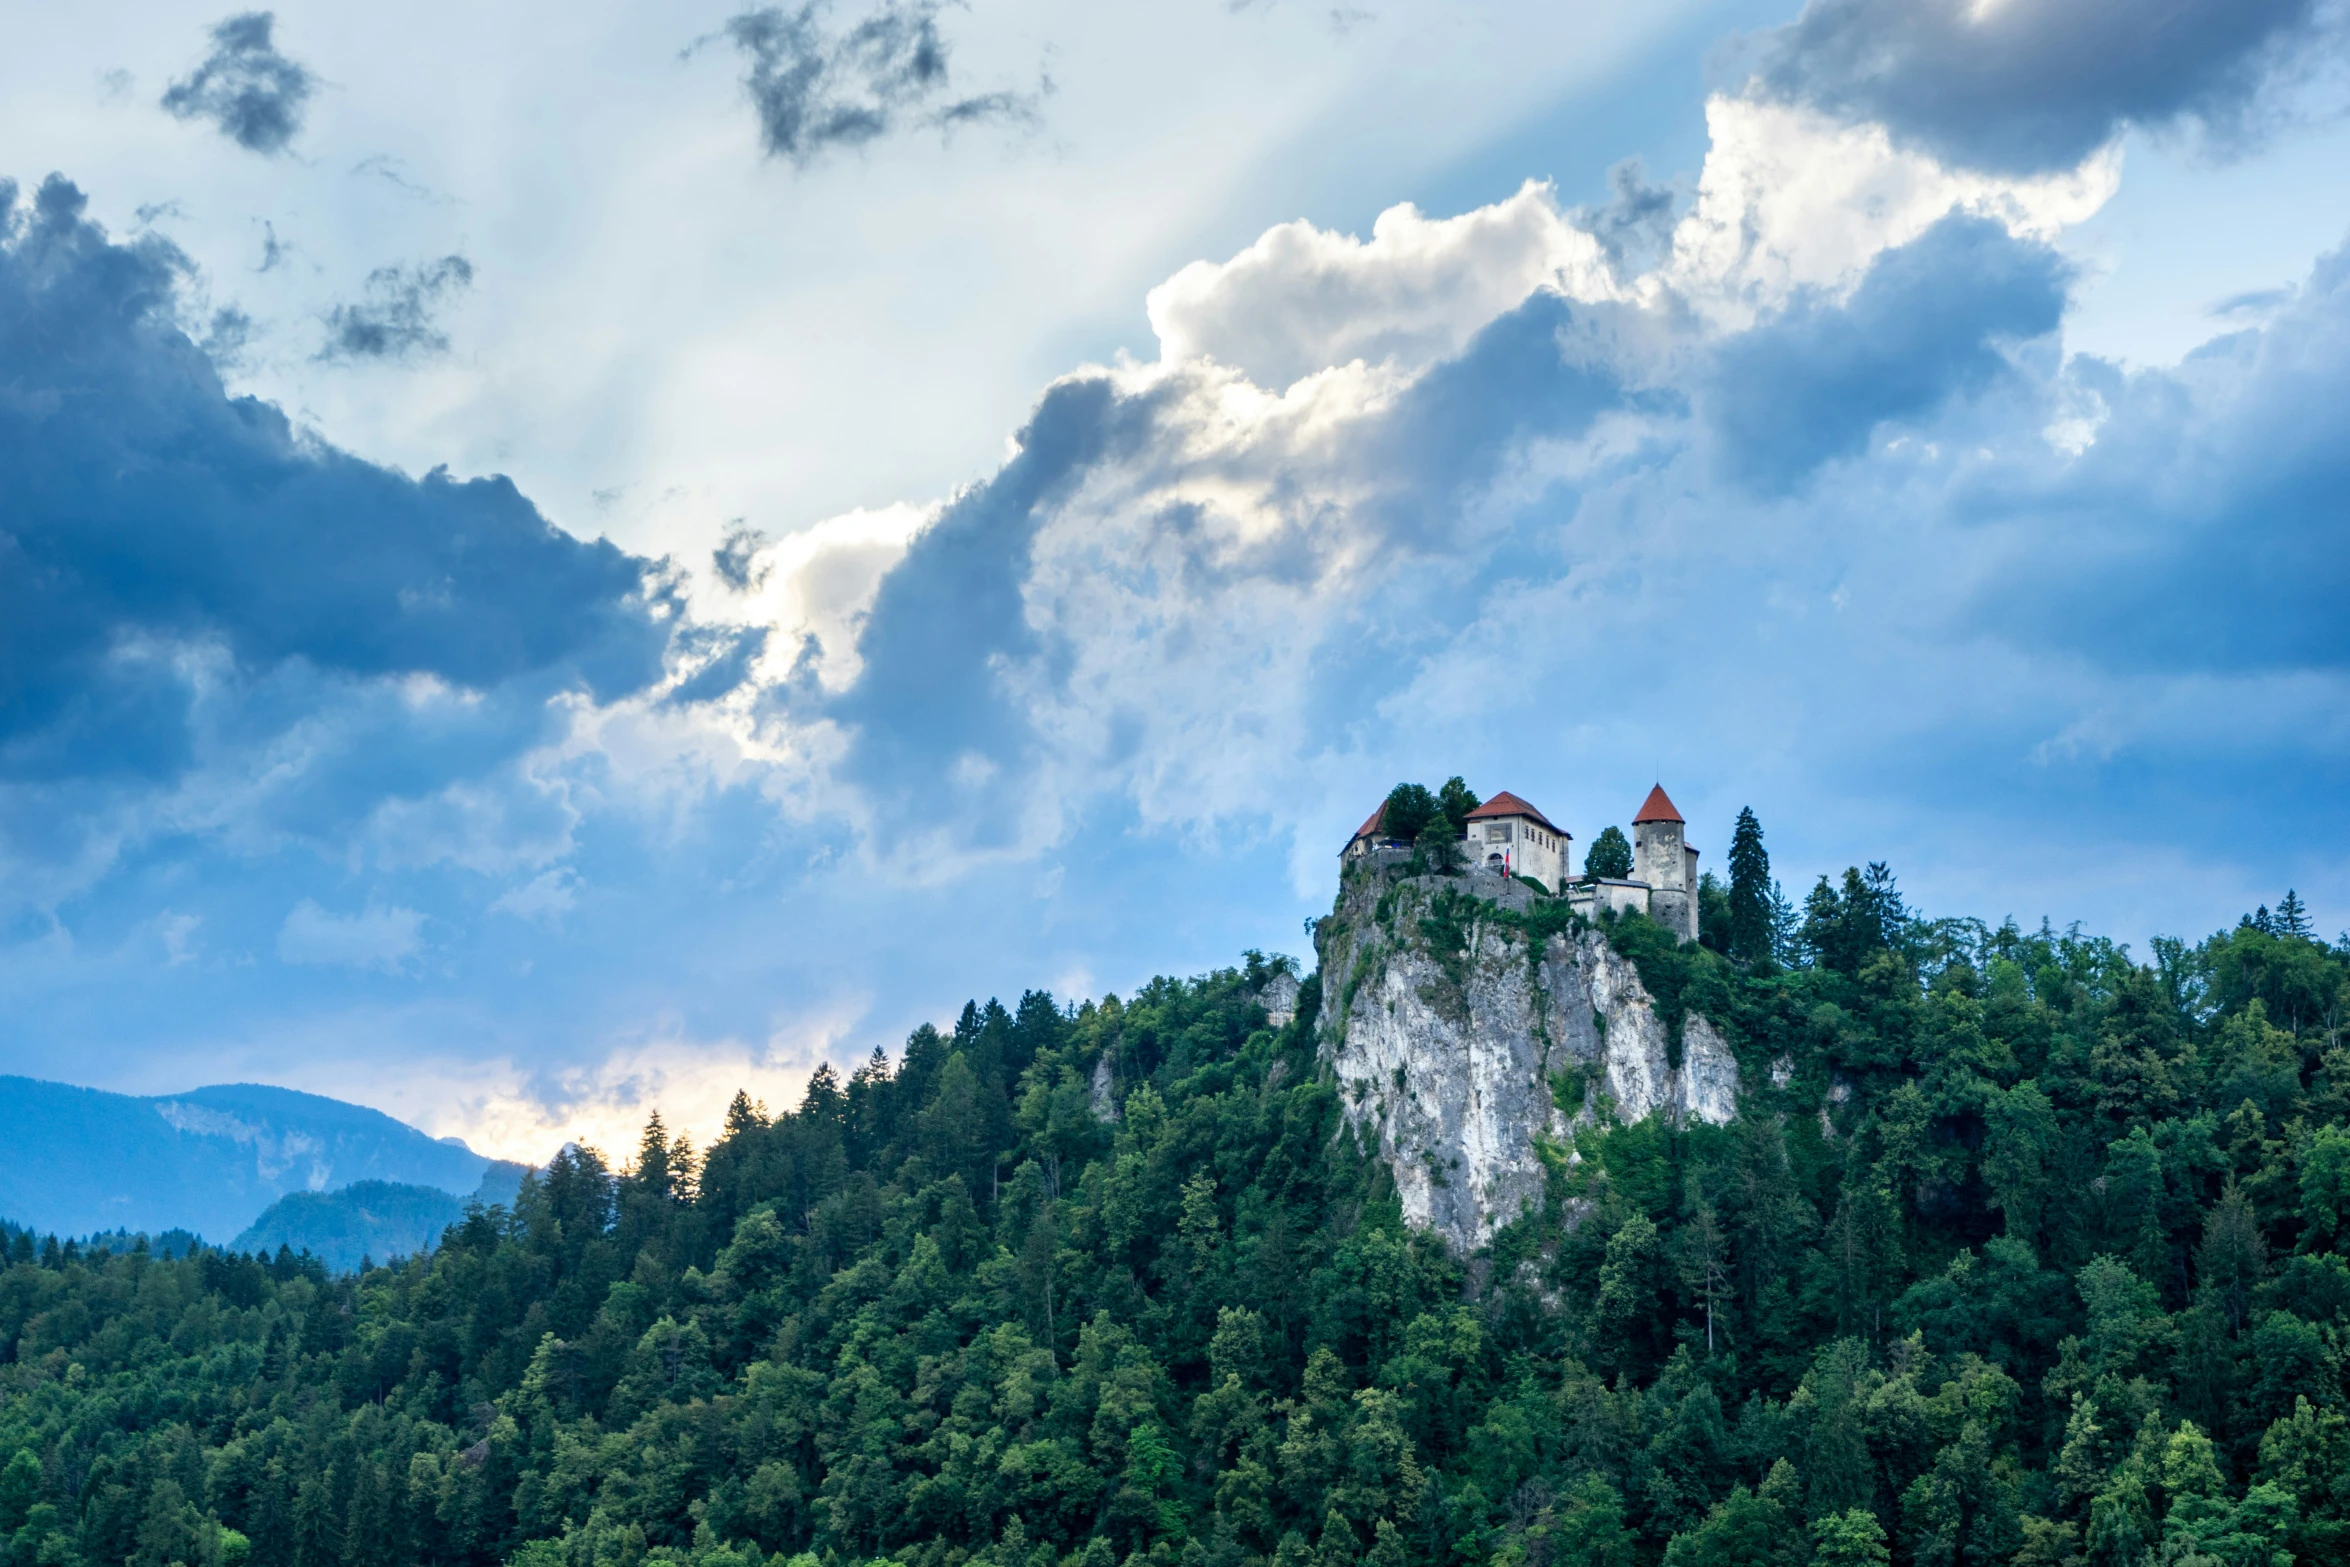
left=1256, top=971, right=1301, bottom=1030
left=1315, top=869, right=1740, bottom=1252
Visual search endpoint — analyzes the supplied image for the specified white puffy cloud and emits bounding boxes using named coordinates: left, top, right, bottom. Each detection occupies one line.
left=1145, top=180, right=1618, bottom=388
left=1657, top=95, right=2119, bottom=326
left=795, top=75, right=2348, bottom=954
left=723, top=503, right=933, bottom=694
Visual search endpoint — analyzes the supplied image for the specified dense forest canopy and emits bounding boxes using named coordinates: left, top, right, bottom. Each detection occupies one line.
left=3, top=815, right=2348, bottom=1567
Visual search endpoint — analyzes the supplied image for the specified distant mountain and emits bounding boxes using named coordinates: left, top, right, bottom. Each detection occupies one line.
left=0, top=1077, right=505, bottom=1240
left=232, top=1180, right=473, bottom=1272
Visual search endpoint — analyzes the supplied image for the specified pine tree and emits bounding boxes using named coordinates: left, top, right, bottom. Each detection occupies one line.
left=1767, top=878, right=1802, bottom=967
left=1726, top=807, right=1772, bottom=968
left=2277, top=890, right=2313, bottom=939
left=633, top=1111, right=674, bottom=1201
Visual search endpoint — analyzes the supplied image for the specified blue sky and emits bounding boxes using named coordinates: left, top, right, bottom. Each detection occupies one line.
left=1, top=0, right=2345, bottom=1159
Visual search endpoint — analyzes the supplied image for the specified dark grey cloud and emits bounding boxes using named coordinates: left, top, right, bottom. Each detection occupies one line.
left=1573, top=157, right=1679, bottom=280
left=1749, top=0, right=2331, bottom=174
left=0, top=176, right=664, bottom=809
left=666, top=625, right=771, bottom=706
left=711, top=523, right=770, bottom=591
left=1704, top=214, right=2071, bottom=489
left=713, top=1, right=1042, bottom=167
left=828, top=374, right=1132, bottom=831
left=160, top=11, right=316, bottom=156
left=317, top=254, right=474, bottom=362
left=1979, top=242, right=2350, bottom=677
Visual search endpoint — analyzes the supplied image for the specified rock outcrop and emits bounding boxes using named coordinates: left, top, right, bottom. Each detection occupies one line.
left=1256, top=971, right=1301, bottom=1030
left=1314, top=865, right=1740, bottom=1252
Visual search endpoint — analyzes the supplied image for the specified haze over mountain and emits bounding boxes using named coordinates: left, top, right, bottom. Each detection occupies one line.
left=0, top=1077, right=514, bottom=1240
left=229, top=1169, right=528, bottom=1272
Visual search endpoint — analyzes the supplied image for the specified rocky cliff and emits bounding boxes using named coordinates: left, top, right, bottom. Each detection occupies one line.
left=1313, top=863, right=1740, bottom=1253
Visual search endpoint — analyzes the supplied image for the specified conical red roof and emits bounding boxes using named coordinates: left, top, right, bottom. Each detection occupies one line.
left=1632, top=784, right=1683, bottom=824
left=1464, top=791, right=1565, bottom=835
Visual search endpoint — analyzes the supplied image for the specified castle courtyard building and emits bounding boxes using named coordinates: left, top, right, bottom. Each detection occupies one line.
left=1462, top=792, right=1571, bottom=890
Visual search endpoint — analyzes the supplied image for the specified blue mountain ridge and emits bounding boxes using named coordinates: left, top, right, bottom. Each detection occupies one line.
left=229, top=1171, right=528, bottom=1273
left=0, top=1075, right=514, bottom=1241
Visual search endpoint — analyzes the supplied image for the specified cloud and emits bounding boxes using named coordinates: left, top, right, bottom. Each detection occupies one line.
left=721, top=503, right=928, bottom=696
left=0, top=176, right=668, bottom=911
left=350, top=156, right=449, bottom=204
left=1147, top=180, right=1616, bottom=389
left=711, top=523, right=770, bottom=592
left=355, top=1002, right=865, bottom=1163
left=787, top=87, right=2350, bottom=928
left=1978, top=244, right=2350, bottom=677
left=1573, top=158, right=1680, bottom=281
left=1702, top=213, right=2072, bottom=489
left=1658, top=95, right=2115, bottom=329
left=318, top=255, right=476, bottom=362
left=160, top=11, right=316, bottom=156
left=489, top=868, right=577, bottom=924
left=1747, top=0, right=2336, bottom=175
left=710, top=1, right=1042, bottom=168
left=277, top=899, right=424, bottom=969
left=14, top=24, right=2350, bottom=1149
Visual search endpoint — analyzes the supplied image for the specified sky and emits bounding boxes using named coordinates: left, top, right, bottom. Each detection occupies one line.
left=2, top=0, right=2346, bottom=1163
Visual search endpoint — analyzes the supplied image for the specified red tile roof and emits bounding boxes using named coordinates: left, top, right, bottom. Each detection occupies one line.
left=1632, top=783, right=1684, bottom=824
left=1347, top=800, right=1387, bottom=844
left=1465, top=791, right=1565, bottom=835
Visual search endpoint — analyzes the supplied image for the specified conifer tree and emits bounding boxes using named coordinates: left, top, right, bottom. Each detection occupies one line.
left=2277, top=889, right=2313, bottom=938
left=1726, top=807, right=1772, bottom=968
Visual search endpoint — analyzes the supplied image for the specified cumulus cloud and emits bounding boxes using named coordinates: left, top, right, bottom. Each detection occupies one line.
left=0, top=175, right=667, bottom=915
left=160, top=11, right=315, bottom=156
left=710, top=1, right=1042, bottom=168
left=317, top=255, right=476, bottom=362
left=14, top=15, right=2350, bottom=1144
left=1979, top=247, right=2350, bottom=677
left=1148, top=180, right=1617, bottom=388
left=1573, top=158, right=1680, bottom=281
left=1658, top=95, right=2115, bottom=327
left=793, top=89, right=2350, bottom=918
left=1747, top=0, right=2338, bottom=175
left=1702, top=214, right=2072, bottom=489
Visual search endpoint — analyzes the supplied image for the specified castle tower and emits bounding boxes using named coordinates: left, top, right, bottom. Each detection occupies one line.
left=1632, top=784, right=1699, bottom=943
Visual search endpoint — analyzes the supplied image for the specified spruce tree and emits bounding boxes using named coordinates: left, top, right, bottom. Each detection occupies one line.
left=1726, top=806, right=1772, bottom=968
left=2277, top=890, right=2313, bottom=938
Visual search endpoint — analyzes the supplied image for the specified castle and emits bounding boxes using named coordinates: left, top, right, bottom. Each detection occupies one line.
left=1343, top=782, right=1700, bottom=942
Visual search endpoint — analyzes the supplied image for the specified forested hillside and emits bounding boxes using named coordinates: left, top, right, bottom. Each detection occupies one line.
left=2, top=868, right=2348, bottom=1567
